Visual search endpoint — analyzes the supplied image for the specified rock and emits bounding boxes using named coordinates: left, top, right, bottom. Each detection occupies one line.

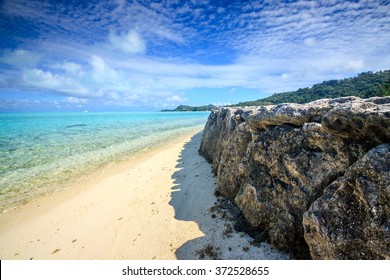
left=216, top=123, right=252, bottom=198
left=199, top=107, right=244, bottom=173
left=321, top=101, right=390, bottom=143
left=199, top=96, right=390, bottom=258
left=234, top=122, right=366, bottom=249
left=303, top=144, right=390, bottom=259
left=242, top=96, right=361, bottom=132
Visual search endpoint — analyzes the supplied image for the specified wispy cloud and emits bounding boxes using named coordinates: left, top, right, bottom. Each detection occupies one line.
left=0, top=49, right=41, bottom=67
left=109, top=30, right=147, bottom=54
left=0, top=0, right=389, bottom=111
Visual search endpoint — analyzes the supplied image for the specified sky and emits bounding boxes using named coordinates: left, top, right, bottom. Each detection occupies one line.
left=0, top=0, right=389, bottom=112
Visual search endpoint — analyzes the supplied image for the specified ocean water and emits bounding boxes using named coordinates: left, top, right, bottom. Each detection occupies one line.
left=0, top=111, right=209, bottom=212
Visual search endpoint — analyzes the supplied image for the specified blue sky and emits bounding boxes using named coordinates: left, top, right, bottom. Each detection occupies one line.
left=0, top=0, right=389, bottom=112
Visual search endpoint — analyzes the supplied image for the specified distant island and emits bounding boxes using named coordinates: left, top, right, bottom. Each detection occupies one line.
left=161, top=104, right=217, bottom=112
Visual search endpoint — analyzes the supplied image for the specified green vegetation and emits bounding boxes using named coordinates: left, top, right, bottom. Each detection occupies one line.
left=161, top=104, right=217, bottom=112
left=236, top=70, right=390, bottom=106
left=162, top=70, right=390, bottom=110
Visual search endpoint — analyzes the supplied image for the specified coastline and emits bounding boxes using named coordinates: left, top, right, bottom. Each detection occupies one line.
left=0, top=114, right=209, bottom=214
left=0, top=129, right=288, bottom=260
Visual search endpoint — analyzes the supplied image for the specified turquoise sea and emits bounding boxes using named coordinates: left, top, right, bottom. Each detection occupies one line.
left=0, top=111, right=209, bottom=212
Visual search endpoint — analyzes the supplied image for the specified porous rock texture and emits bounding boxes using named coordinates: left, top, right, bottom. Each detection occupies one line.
left=199, top=96, right=390, bottom=259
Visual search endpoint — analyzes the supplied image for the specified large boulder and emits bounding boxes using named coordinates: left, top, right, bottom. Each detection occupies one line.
left=199, top=97, right=390, bottom=258
left=234, top=123, right=367, bottom=249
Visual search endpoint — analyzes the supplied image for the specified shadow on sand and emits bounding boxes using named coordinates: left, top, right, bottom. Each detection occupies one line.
left=169, top=131, right=220, bottom=259
left=169, top=131, right=291, bottom=260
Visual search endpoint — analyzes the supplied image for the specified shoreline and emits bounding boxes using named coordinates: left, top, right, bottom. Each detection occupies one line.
left=0, top=129, right=289, bottom=260
left=0, top=124, right=205, bottom=214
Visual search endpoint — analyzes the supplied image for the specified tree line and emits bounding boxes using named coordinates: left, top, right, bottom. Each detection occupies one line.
left=236, top=70, right=390, bottom=106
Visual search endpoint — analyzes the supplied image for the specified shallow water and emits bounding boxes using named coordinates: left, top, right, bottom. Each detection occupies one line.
left=0, top=111, right=209, bottom=211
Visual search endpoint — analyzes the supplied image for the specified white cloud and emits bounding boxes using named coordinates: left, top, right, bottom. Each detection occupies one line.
left=22, top=68, right=61, bottom=89
left=345, top=59, right=364, bottom=71
left=281, top=73, right=290, bottom=80
left=1, top=0, right=390, bottom=109
left=109, top=30, right=147, bottom=54
left=90, top=55, right=119, bottom=82
left=152, top=27, right=185, bottom=44
left=0, top=75, right=7, bottom=86
left=53, top=62, right=84, bottom=75
left=167, top=95, right=187, bottom=102
left=21, top=68, right=89, bottom=96
left=304, top=38, right=316, bottom=46
left=2, top=46, right=384, bottom=108
left=0, top=49, right=41, bottom=67
left=65, top=97, right=88, bottom=104
left=217, top=7, right=225, bottom=14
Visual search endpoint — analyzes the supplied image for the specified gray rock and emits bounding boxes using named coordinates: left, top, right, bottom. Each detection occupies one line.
left=303, top=144, right=390, bottom=259
left=234, top=123, right=366, bottom=249
left=199, top=107, right=244, bottom=173
left=242, top=96, right=362, bottom=132
left=321, top=101, right=390, bottom=143
left=199, top=96, right=390, bottom=258
left=216, top=123, right=252, bottom=198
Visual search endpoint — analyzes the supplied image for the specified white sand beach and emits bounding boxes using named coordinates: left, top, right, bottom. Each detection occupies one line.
left=0, top=130, right=288, bottom=260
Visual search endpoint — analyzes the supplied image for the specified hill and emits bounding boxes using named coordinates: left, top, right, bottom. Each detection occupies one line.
left=237, top=70, right=390, bottom=106
left=161, top=104, right=217, bottom=112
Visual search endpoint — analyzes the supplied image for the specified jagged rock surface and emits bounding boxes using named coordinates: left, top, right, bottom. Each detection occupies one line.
left=199, top=107, right=244, bottom=173
left=303, top=144, right=390, bottom=259
left=199, top=97, right=390, bottom=259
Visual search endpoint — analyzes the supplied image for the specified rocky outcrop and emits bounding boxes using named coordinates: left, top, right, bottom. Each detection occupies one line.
left=303, top=144, right=390, bottom=259
left=199, top=96, right=390, bottom=259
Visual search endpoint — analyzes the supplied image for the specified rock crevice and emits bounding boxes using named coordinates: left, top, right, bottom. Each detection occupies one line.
left=199, top=97, right=390, bottom=259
